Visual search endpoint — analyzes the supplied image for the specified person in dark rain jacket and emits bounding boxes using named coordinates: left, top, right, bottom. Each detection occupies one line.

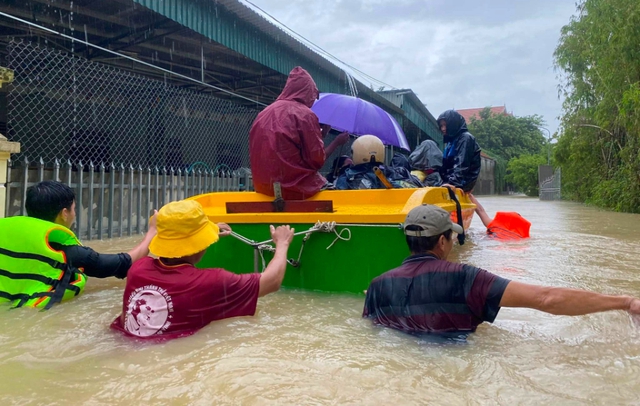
left=249, top=66, right=348, bottom=200
left=408, top=139, right=444, bottom=187
left=437, top=110, right=481, bottom=192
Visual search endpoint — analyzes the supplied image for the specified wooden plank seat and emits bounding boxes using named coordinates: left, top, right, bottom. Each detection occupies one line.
left=225, top=200, right=334, bottom=214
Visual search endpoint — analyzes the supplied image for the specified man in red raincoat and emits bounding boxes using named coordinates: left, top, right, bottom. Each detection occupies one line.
left=249, top=66, right=348, bottom=200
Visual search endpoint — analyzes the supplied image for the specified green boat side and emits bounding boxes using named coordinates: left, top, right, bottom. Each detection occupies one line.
left=198, top=207, right=474, bottom=294
left=198, top=222, right=410, bottom=294
left=193, top=188, right=476, bottom=294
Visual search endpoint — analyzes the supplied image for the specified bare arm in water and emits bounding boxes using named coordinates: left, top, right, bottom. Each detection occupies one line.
left=468, top=193, right=492, bottom=228
left=258, top=225, right=295, bottom=297
left=500, top=281, right=640, bottom=316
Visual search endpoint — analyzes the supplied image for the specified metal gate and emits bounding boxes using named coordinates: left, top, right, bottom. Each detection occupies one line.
left=5, top=157, right=252, bottom=240
left=539, top=165, right=561, bottom=201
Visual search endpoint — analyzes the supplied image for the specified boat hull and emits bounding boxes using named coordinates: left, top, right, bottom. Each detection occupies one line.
left=199, top=223, right=407, bottom=294
left=193, top=188, right=475, bottom=294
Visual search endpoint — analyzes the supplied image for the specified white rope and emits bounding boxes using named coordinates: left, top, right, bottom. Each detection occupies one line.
left=230, top=221, right=355, bottom=270
left=312, top=220, right=336, bottom=233
left=326, top=227, right=351, bottom=250
left=256, top=243, right=275, bottom=253
left=231, top=231, right=256, bottom=245
left=230, top=222, right=400, bottom=247
left=256, top=243, right=275, bottom=272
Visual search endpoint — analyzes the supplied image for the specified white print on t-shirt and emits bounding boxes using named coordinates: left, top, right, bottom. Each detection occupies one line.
left=124, top=285, right=174, bottom=337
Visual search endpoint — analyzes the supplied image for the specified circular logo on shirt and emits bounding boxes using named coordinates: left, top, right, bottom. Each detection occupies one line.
left=124, top=285, right=174, bottom=337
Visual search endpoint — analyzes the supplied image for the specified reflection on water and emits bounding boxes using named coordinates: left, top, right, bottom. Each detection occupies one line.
left=2, top=196, right=640, bottom=405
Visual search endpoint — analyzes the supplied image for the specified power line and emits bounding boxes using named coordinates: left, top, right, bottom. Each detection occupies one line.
left=243, top=0, right=395, bottom=89
left=241, top=0, right=398, bottom=91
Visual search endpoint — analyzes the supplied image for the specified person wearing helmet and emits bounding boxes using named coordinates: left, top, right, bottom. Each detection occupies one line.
left=335, top=135, right=409, bottom=190
left=352, top=134, right=386, bottom=165
left=437, top=110, right=482, bottom=192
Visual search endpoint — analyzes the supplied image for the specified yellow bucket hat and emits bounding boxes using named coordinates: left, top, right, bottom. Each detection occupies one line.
left=149, top=200, right=220, bottom=258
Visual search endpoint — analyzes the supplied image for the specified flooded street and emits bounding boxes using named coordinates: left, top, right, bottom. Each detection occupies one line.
left=2, top=196, right=640, bottom=405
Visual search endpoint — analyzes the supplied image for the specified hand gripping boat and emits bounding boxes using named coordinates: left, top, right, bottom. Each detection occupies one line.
left=190, top=187, right=475, bottom=294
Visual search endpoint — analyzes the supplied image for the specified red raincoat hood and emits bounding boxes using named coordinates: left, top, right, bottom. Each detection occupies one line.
left=276, top=66, right=319, bottom=108
left=249, top=66, right=326, bottom=200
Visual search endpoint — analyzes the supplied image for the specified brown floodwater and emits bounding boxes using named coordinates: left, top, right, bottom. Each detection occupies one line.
left=2, top=196, right=640, bottom=405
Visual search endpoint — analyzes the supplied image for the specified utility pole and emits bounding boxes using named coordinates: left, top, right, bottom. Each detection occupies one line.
left=539, top=127, right=551, bottom=165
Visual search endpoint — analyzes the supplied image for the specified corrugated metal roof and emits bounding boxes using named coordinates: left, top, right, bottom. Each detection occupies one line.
left=220, top=0, right=406, bottom=115
left=134, top=0, right=404, bottom=115
left=378, top=89, right=437, bottom=122
left=377, top=89, right=442, bottom=146
left=216, top=0, right=345, bottom=78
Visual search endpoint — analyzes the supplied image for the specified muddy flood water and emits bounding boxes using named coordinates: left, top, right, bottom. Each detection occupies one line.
left=2, top=196, right=640, bottom=405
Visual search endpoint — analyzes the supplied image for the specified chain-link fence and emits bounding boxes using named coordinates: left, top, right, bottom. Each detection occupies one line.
left=6, top=40, right=259, bottom=172
left=2, top=40, right=262, bottom=237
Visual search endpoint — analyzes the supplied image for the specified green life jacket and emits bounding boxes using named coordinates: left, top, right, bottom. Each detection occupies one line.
left=0, top=216, right=87, bottom=309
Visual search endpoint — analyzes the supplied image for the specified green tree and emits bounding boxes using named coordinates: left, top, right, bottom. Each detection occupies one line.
left=505, top=154, right=547, bottom=196
left=554, top=0, right=640, bottom=212
left=466, top=108, right=547, bottom=194
left=467, top=108, right=547, bottom=161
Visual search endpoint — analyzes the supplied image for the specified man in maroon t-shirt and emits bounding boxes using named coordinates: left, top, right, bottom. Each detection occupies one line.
left=363, top=205, right=640, bottom=335
left=111, top=200, right=294, bottom=339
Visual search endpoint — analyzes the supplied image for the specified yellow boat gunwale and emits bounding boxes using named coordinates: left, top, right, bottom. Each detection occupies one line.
left=190, top=187, right=476, bottom=224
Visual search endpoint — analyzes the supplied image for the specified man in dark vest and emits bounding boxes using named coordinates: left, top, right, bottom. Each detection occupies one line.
left=363, top=204, right=640, bottom=334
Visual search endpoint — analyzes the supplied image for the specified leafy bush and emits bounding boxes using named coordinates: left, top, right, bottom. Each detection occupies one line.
left=505, top=154, right=547, bottom=196
left=554, top=0, right=640, bottom=213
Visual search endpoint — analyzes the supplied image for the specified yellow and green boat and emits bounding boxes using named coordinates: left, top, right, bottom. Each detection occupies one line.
left=191, top=187, right=475, bottom=294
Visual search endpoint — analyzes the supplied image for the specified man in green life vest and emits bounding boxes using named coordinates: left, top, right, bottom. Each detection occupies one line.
left=0, top=181, right=157, bottom=309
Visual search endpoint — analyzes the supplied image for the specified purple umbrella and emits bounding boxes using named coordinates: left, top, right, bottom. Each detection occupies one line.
left=311, top=93, right=410, bottom=150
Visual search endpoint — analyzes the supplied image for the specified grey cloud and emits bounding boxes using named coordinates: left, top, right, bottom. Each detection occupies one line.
left=249, top=0, right=578, bottom=133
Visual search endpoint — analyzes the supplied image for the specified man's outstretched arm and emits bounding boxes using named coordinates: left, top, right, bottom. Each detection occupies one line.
left=500, top=281, right=640, bottom=316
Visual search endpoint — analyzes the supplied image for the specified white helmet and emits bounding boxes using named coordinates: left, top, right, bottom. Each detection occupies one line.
left=352, top=135, right=385, bottom=164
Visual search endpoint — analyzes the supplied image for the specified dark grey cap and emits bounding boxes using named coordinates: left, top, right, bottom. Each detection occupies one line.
left=403, top=204, right=464, bottom=237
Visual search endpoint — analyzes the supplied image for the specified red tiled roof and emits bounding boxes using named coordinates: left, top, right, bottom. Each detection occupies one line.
left=456, top=106, right=509, bottom=123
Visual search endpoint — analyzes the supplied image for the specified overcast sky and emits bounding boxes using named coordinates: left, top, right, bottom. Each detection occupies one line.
left=247, top=0, right=578, bottom=135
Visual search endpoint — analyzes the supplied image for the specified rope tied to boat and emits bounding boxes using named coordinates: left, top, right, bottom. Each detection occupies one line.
left=229, top=221, right=352, bottom=271
left=256, top=244, right=276, bottom=253
left=317, top=221, right=352, bottom=250
left=289, top=221, right=352, bottom=267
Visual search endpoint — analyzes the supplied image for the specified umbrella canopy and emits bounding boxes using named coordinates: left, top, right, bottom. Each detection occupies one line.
left=311, top=93, right=410, bottom=150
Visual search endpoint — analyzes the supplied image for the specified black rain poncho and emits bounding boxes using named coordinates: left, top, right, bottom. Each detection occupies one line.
left=409, top=139, right=443, bottom=171
left=409, top=139, right=444, bottom=187
left=438, top=110, right=481, bottom=192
